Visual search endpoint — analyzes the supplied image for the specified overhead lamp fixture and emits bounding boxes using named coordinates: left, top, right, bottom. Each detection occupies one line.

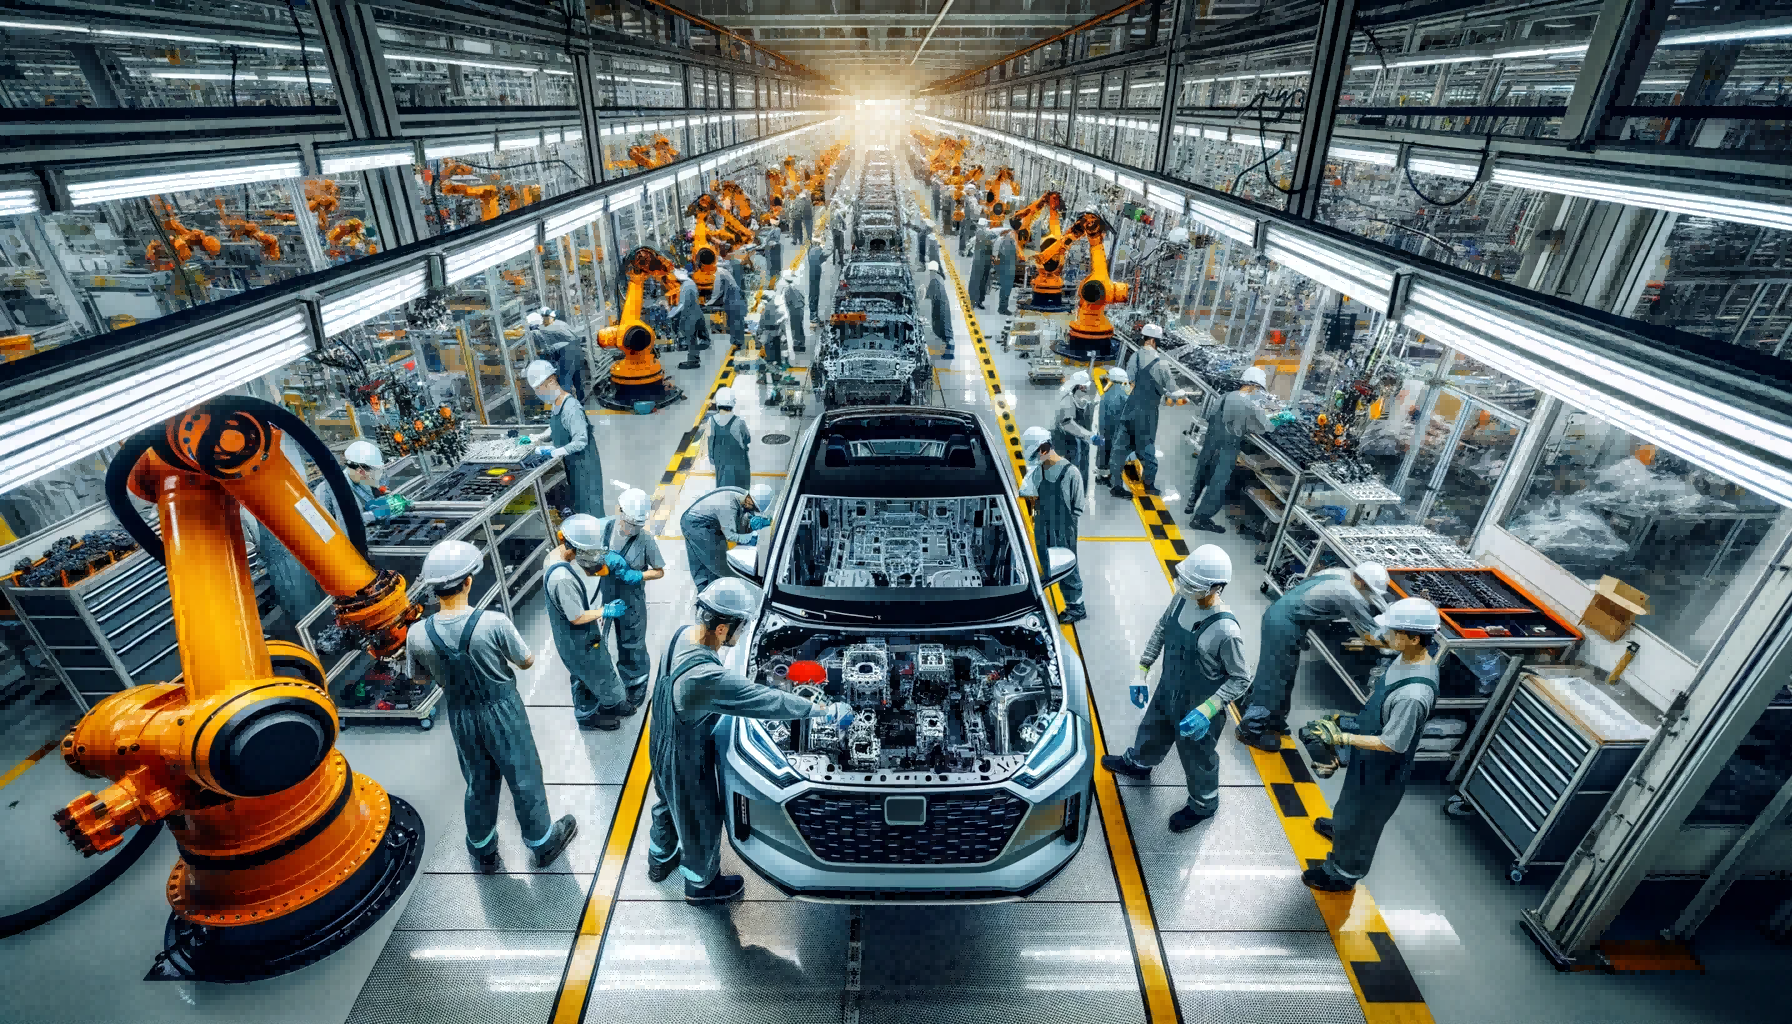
left=1186, top=195, right=1258, bottom=246
left=385, top=48, right=543, bottom=74
left=499, top=132, right=540, bottom=151
left=1094, top=166, right=1116, bottom=183
left=1263, top=226, right=1397, bottom=310
left=319, top=141, right=416, bottom=175
left=320, top=268, right=427, bottom=336
left=0, top=18, right=88, bottom=32
left=608, top=187, right=643, bottom=212
left=1493, top=160, right=1792, bottom=232
left=1407, top=152, right=1479, bottom=181
left=0, top=312, right=311, bottom=495
left=144, top=71, right=245, bottom=80
left=1495, top=43, right=1588, bottom=60
left=95, top=28, right=217, bottom=44
left=563, top=128, right=583, bottom=143
left=1660, top=17, right=1792, bottom=46
left=1071, top=158, right=1093, bottom=173
left=1328, top=143, right=1398, bottom=167
left=218, top=38, right=323, bottom=53
left=543, top=197, right=605, bottom=240
left=261, top=74, right=331, bottom=84
left=0, top=172, right=44, bottom=217
left=63, top=153, right=304, bottom=205
left=444, top=225, right=536, bottom=283
left=424, top=136, right=495, bottom=160
left=646, top=175, right=675, bottom=193
left=1145, top=183, right=1185, bottom=216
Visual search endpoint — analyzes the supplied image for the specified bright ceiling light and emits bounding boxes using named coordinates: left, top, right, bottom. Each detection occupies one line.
left=1408, top=154, right=1479, bottom=181
left=66, top=157, right=304, bottom=205
left=0, top=19, right=89, bottom=32
left=425, top=137, right=495, bottom=160
left=444, top=226, right=536, bottom=283
left=1660, top=18, right=1792, bottom=46
left=145, top=71, right=245, bottom=81
left=0, top=184, right=42, bottom=217
left=320, top=269, right=427, bottom=336
left=499, top=132, right=540, bottom=151
left=96, top=28, right=217, bottom=44
left=544, top=197, right=605, bottom=240
left=261, top=74, right=331, bottom=84
left=1264, top=227, right=1397, bottom=311
left=1329, top=144, right=1397, bottom=167
left=1186, top=196, right=1257, bottom=246
left=320, top=142, right=416, bottom=175
left=1493, top=162, right=1792, bottom=232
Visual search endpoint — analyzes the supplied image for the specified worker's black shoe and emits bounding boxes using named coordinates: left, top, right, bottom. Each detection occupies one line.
left=598, top=701, right=638, bottom=719
left=1101, top=754, right=1152, bottom=780
left=472, top=847, right=502, bottom=874
left=1235, top=724, right=1283, bottom=752
left=531, top=815, right=579, bottom=868
left=647, top=850, right=682, bottom=884
left=678, top=359, right=701, bottom=369
left=1314, top=817, right=1334, bottom=840
left=1110, top=488, right=1132, bottom=499
left=1094, top=471, right=1110, bottom=484
left=1142, top=486, right=1163, bottom=497
left=1302, top=865, right=1354, bottom=892
left=1058, top=606, right=1087, bottom=624
left=1183, top=500, right=1197, bottom=515
left=1188, top=517, right=1225, bottom=534
left=580, top=712, right=622, bottom=731
left=685, top=873, right=746, bottom=905
left=1168, top=806, right=1214, bottom=833
left=626, top=684, right=648, bottom=706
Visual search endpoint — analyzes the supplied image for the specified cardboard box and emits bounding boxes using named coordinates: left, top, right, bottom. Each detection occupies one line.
left=1580, top=576, right=1650, bottom=642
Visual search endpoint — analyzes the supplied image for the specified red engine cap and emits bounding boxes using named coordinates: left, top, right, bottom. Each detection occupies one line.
left=785, top=660, right=827, bottom=686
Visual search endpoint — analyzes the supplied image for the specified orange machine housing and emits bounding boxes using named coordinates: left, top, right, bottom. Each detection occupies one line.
left=685, top=194, right=726, bottom=300
left=1061, top=212, right=1128, bottom=360
left=594, top=246, right=685, bottom=410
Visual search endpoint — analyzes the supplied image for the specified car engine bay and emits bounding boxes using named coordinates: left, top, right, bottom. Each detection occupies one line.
left=779, top=495, right=1022, bottom=588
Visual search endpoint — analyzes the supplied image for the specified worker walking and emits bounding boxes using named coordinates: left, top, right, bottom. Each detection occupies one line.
left=1302, top=598, right=1441, bottom=892
left=760, top=217, right=784, bottom=283
left=545, top=514, right=632, bottom=731
left=705, top=387, right=752, bottom=491
left=410, top=539, right=578, bottom=872
left=1092, top=366, right=1131, bottom=487
left=994, top=227, right=1019, bottom=316
left=680, top=482, right=774, bottom=592
left=1102, top=545, right=1252, bottom=832
left=969, top=223, right=995, bottom=309
left=599, top=487, right=664, bottom=706
left=1236, top=564, right=1390, bottom=751
left=706, top=251, right=747, bottom=349
left=525, top=360, right=605, bottom=518
left=673, top=268, right=704, bottom=370
left=1184, top=366, right=1277, bottom=533
left=1020, top=427, right=1088, bottom=624
left=757, top=276, right=790, bottom=371
left=647, top=578, right=853, bottom=904
left=1111, top=323, right=1181, bottom=498
left=806, top=241, right=829, bottom=327
left=778, top=270, right=807, bottom=354
left=956, top=196, right=975, bottom=257
left=925, top=260, right=955, bottom=361
left=1053, top=371, right=1096, bottom=483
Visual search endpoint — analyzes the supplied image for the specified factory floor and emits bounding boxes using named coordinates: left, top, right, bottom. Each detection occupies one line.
left=0, top=196, right=1782, bottom=1024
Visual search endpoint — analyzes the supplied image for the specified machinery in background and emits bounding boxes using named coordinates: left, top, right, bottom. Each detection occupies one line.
left=434, top=162, right=502, bottom=221
left=814, top=148, right=928, bottom=407
left=607, top=133, right=678, bottom=173
left=1023, top=209, right=1081, bottom=311
left=54, top=397, right=423, bottom=982
left=985, top=166, right=1018, bottom=224
left=311, top=336, right=468, bottom=465
left=594, top=246, right=685, bottom=410
left=1007, top=190, right=1064, bottom=285
left=716, top=180, right=756, bottom=226
left=684, top=194, right=727, bottom=301
left=142, top=196, right=220, bottom=267
left=1058, top=212, right=1128, bottom=362
left=947, top=163, right=984, bottom=233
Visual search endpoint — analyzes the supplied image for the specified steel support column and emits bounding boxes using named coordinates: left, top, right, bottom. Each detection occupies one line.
left=1560, top=0, right=1674, bottom=146
left=1151, top=0, right=1185, bottom=176
left=313, top=0, right=425, bottom=248
left=1285, top=0, right=1357, bottom=220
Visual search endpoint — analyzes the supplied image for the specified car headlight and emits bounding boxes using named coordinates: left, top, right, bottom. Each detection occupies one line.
left=736, top=718, right=802, bottom=787
left=1013, top=711, right=1078, bottom=788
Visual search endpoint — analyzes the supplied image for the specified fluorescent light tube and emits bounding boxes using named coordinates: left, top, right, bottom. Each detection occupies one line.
left=320, top=269, right=426, bottom=336
left=444, top=225, right=536, bottom=283
left=1496, top=43, right=1588, bottom=60
left=1329, top=144, right=1397, bottom=167
left=1145, top=185, right=1184, bottom=215
left=563, top=129, right=583, bottom=143
left=1493, top=165, right=1792, bottom=232
left=499, top=132, right=540, bottom=151
left=608, top=189, right=642, bottom=211
left=261, top=74, right=331, bottom=84
left=96, top=29, right=216, bottom=44
left=320, top=143, right=415, bottom=174
left=145, top=71, right=248, bottom=80
left=0, top=188, right=41, bottom=216
left=67, top=158, right=303, bottom=205
left=544, top=197, right=605, bottom=240
left=1408, top=155, right=1478, bottom=181
left=1660, top=18, right=1792, bottom=46
left=386, top=49, right=540, bottom=73
left=1202, top=126, right=1229, bottom=141
left=425, top=137, right=495, bottom=159
left=217, top=38, right=323, bottom=53
left=647, top=175, right=675, bottom=193
left=1116, top=175, right=1144, bottom=195
left=1187, top=197, right=1257, bottom=246
left=0, top=19, right=88, bottom=32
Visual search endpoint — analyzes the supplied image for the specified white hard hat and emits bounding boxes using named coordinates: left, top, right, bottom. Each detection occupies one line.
left=1141, top=323, right=1165, bottom=339
left=696, top=577, right=760, bottom=625
left=558, top=513, right=607, bottom=553
left=1352, top=562, right=1391, bottom=599
left=343, top=439, right=385, bottom=469
left=1020, top=425, right=1052, bottom=460
left=674, top=267, right=691, bottom=281
left=781, top=269, right=796, bottom=285
left=1061, top=370, right=1092, bottom=395
left=526, top=311, right=544, bottom=328
left=1241, top=366, right=1268, bottom=388
left=1106, top=366, right=1130, bottom=385
left=927, top=260, right=939, bottom=272
left=748, top=482, right=775, bottom=509
left=1377, top=596, right=1440, bottom=635
left=713, top=386, right=737, bottom=409
left=419, top=539, right=484, bottom=589
left=540, top=307, right=559, bottom=321
left=617, top=488, right=651, bottom=526
left=1176, top=544, right=1232, bottom=590
left=524, top=360, right=557, bottom=389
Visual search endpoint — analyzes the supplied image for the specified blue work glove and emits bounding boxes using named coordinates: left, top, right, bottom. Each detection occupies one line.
left=601, top=599, right=628, bottom=620
left=536, top=446, right=557, bottom=459
left=365, top=495, right=399, bottom=520
left=1130, top=665, right=1151, bottom=708
left=1178, top=698, right=1223, bottom=740
left=604, top=551, right=629, bottom=573
left=619, top=568, right=645, bottom=585
left=736, top=534, right=757, bottom=546
left=747, top=514, right=772, bottom=531
left=815, top=701, right=855, bottom=731
left=1090, top=434, right=1104, bottom=448
left=520, top=449, right=551, bottom=469
left=1270, top=410, right=1299, bottom=428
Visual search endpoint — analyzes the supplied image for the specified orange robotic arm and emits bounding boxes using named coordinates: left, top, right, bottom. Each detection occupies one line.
left=1028, top=207, right=1091, bottom=307
left=686, top=198, right=722, bottom=301
left=1066, top=212, right=1129, bottom=345
left=596, top=246, right=676, bottom=390
left=650, top=134, right=679, bottom=167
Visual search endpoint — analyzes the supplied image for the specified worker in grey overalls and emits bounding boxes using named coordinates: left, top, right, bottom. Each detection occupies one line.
left=1184, top=366, right=1276, bottom=533
left=1235, top=563, right=1389, bottom=751
left=598, top=487, right=664, bottom=706
left=1091, top=366, right=1130, bottom=488
left=1111, top=323, right=1182, bottom=498
left=545, top=513, right=631, bottom=731
left=1102, top=545, right=1253, bottom=833
left=525, top=359, right=604, bottom=518
left=411, top=539, right=578, bottom=872
left=704, top=386, right=752, bottom=491
left=1020, top=426, right=1088, bottom=625
left=1053, top=370, right=1096, bottom=483
left=680, top=482, right=773, bottom=592
left=1303, top=597, right=1441, bottom=892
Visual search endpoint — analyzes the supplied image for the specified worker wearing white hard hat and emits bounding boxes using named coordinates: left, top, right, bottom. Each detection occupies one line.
left=1303, top=596, right=1441, bottom=893
left=410, top=538, right=578, bottom=872
left=596, top=486, right=665, bottom=702
left=528, top=307, right=587, bottom=401
left=1182, top=364, right=1276, bottom=531
left=777, top=268, right=808, bottom=354
left=678, top=481, right=775, bottom=592
left=1051, top=370, right=1096, bottom=482
left=1092, top=366, right=1133, bottom=487
left=1111, top=323, right=1181, bottom=498
left=759, top=215, right=784, bottom=294
left=1102, top=544, right=1255, bottom=833
left=545, top=513, right=632, bottom=730
left=646, top=577, right=849, bottom=905
left=704, top=387, right=752, bottom=491
left=1018, top=424, right=1089, bottom=624
left=924, top=259, right=954, bottom=360
left=1236, top=562, right=1390, bottom=752
left=672, top=263, right=707, bottom=369
left=522, top=359, right=606, bottom=518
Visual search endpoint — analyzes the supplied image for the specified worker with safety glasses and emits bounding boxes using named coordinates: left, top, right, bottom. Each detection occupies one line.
left=545, top=514, right=632, bottom=731
left=1300, top=596, right=1441, bottom=893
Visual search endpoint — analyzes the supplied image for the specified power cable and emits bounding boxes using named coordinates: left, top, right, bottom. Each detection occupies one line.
left=0, top=822, right=165, bottom=938
left=285, top=0, right=318, bottom=109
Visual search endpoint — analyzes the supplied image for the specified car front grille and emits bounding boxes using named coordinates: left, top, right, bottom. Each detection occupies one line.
left=785, top=789, right=1029, bottom=865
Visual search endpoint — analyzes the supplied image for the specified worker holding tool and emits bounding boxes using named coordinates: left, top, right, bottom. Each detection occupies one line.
left=1053, top=371, right=1097, bottom=483
left=704, top=387, right=753, bottom=491
left=1091, top=366, right=1131, bottom=488
left=1184, top=366, right=1279, bottom=533
left=1112, top=323, right=1183, bottom=499
left=925, top=260, right=955, bottom=361
left=647, top=578, right=853, bottom=905
left=529, top=307, right=587, bottom=403
left=1101, top=545, right=1252, bottom=833
left=544, top=514, right=633, bottom=731
left=598, top=487, right=664, bottom=706
left=1235, top=563, right=1390, bottom=751
left=680, top=482, right=775, bottom=591
left=1019, top=427, right=1088, bottom=625
left=410, top=539, right=579, bottom=873
left=1302, top=597, right=1441, bottom=892
left=523, top=359, right=605, bottom=518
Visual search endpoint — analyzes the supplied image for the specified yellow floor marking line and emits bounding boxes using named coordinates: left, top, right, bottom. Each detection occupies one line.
left=1104, top=384, right=1437, bottom=1023
left=552, top=343, right=740, bottom=1024
left=920, top=200, right=1181, bottom=1024
left=0, top=739, right=60, bottom=791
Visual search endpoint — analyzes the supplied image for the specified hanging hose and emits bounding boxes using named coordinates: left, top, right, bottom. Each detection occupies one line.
left=0, top=821, right=165, bottom=938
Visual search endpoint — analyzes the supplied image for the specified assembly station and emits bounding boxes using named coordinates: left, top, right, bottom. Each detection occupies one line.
left=2, top=2, right=1790, bottom=1023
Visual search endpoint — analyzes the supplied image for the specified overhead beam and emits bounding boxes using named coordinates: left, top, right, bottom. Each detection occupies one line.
left=913, top=0, right=958, bottom=65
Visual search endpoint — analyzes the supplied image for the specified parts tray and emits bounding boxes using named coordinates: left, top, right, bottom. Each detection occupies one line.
left=1389, top=567, right=1581, bottom=641
left=414, top=462, right=529, bottom=503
